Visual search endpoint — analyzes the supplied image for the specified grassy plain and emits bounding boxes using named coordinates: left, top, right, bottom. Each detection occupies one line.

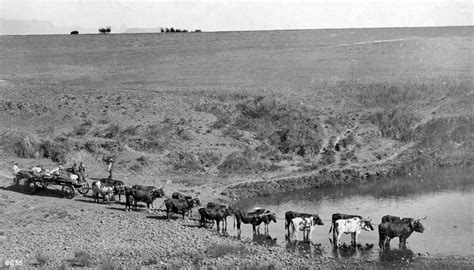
left=0, top=26, right=471, bottom=188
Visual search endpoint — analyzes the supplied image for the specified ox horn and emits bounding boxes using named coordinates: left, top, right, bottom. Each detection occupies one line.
left=421, top=216, right=427, bottom=220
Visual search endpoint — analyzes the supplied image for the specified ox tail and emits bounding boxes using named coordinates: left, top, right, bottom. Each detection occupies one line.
left=233, top=215, right=236, bottom=230
left=329, top=224, right=333, bottom=234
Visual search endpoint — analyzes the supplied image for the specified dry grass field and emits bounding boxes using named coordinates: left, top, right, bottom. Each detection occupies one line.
left=0, top=26, right=471, bottom=188
left=0, top=26, right=472, bottom=268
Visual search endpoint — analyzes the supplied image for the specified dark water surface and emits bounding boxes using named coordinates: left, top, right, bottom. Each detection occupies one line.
left=232, top=167, right=473, bottom=261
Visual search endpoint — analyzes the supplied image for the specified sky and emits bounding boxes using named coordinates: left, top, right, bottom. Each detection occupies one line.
left=1, top=0, right=473, bottom=32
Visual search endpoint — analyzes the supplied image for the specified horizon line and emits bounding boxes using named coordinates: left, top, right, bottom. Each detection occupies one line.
left=1, top=24, right=472, bottom=36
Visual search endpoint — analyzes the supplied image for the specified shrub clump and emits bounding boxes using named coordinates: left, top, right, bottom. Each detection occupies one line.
left=218, top=148, right=279, bottom=174
left=166, top=151, right=203, bottom=172
left=234, top=97, right=324, bottom=157
left=2, top=133, right=41, bottom=158
left=198, top=151, right=222, bottom=167
left=370, top=108, right=419, bottom=142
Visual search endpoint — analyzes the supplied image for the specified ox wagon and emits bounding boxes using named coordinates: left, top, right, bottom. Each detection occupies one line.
left=13, top=170, right=88, bottom=199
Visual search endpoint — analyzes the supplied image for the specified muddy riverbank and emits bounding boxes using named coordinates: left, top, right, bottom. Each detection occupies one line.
left=223, top=154, right=473, bottom=199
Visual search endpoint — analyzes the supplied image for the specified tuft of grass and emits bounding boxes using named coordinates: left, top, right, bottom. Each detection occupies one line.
left=142, top=257, right=159, bottom=266
left=222, top=126, right=244, bottom=140
left=218, top=148, right=279, bottom=175
left=35, top=253, right=48, bottom=266
left=72, top=250, right=92, bottom=267
left=121, top=125, right=141, bottom=136
left=100, top=263, right=124, bottom=270
left=166, top=151, right=203, bottom=172
left=198, top=151, right=222, bottom=167
left=206, top=243, right=248, bottom=258
left=72, top=119, right=93, bottom=136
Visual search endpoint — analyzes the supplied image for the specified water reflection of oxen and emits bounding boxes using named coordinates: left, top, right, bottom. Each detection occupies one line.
left=379, top=247, right=414, bottom=263
left=285, top=238, right=325, bottom=257
left=252, top=233, right=277, bottom=246
left=331, top=243, right=375, bottom=260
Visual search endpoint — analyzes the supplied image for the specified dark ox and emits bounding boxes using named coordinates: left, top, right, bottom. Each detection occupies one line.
left=203, top=202, right=234, bottom=229
left=124, top=186, right=165, bottom=213
left=378, top=215, right=426, bottom=249
left=164, top=197, right=201, bottom=220
left=199, top=204, right=233, bottom=232
left=234, top=210, right=277, bottom=234
left=172, top=192, right=191, bottom=201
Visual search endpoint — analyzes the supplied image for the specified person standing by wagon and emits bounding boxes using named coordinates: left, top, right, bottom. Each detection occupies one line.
left=78, top=161, right=86, bottom=182
left=107, top=158, right=113, bottom=179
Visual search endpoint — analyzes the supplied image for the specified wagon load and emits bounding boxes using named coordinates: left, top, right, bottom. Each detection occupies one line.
left=15, top=170, right=86, bottom=199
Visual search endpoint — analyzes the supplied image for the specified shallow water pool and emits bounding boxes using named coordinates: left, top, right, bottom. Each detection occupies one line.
left=231, top=167, right=474, bottom=261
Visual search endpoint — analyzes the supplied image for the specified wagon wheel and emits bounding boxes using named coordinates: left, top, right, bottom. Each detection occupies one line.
left=77, top=181, right=90, bottom=196
left=24, top=179, right=37, bottom=195
left=13, top=176, right=26, bottom=186
left=35, top=180, right=47, bottom=190
left=62, top=185, right=76, bottom=199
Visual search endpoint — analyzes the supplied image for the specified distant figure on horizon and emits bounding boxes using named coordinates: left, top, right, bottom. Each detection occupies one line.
left=70, top=30, right=79, bottom=35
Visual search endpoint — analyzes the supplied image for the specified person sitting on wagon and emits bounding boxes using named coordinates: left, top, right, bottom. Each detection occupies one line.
left=70, top=161, right=80, bottom=181
left=12, top=162, right=21, bottom=176
left=71, top=162, right=79, bottom=175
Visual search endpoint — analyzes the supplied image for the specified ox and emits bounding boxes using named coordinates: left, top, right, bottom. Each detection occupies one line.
left=164, top=197, right=200, bottom=220
left=378, top=215, right=426, bottom=249
left=198, top=205, right=233, bottom=232
left=285, top=211, right=314, bottom=233
left=333, top=217, right=374, bottom=247
left=204, top=202, right=233, bottom=230
left=329, top=213, right=363, bottom=239
left=124, top=186, right=165, bottom=213
left=91, top=181, right=114, bottom=204
left=289, top=215, right=324, bottom=241
left=234, top=210, right=277, bottom=234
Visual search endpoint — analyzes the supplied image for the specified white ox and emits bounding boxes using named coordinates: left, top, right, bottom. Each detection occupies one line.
left=91, top=181, right=114, bottom=204
left=290, top=216, right=324, bottom=241
left=334, top=217, right=374, bottom=247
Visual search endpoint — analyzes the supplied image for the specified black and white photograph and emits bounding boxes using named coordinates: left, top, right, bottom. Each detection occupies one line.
left=0, top=0, right=472, bottom=268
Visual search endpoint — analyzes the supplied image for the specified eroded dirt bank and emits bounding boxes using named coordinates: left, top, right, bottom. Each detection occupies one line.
left=224, top=115, right=473, bottom=199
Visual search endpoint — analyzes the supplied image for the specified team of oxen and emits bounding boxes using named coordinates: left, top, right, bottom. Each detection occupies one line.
left=90, top=180, right=426, bottom=249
